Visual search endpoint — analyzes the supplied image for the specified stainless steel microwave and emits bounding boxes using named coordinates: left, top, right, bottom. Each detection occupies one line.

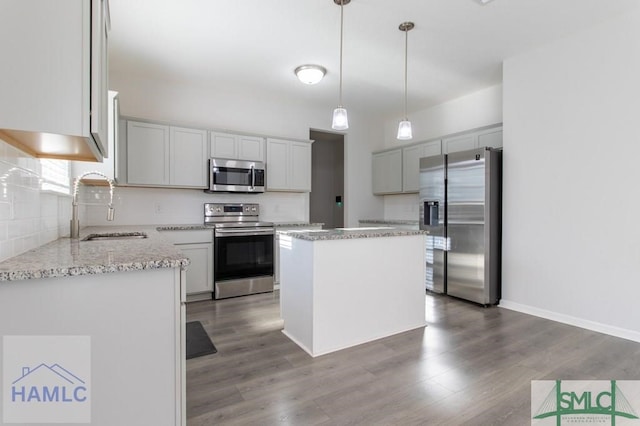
left=207, top=158, right=265, bottom=193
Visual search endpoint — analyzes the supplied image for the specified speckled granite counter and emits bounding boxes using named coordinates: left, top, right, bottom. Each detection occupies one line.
left=156, top=224, right=211, bottom=231
left=279, top=227, right=425, bottom=241
left=0, top=226, right=190, bottom=281
left=156, top=222, right=324, bottom=230
left=274, top=222, right=324, bottom=228
left=359, top=219, right=419, bottom=226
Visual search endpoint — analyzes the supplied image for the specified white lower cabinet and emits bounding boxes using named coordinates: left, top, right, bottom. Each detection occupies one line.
left=0, top=267, right=186, bottom=425
left=160, top=229, right=213, bottom=302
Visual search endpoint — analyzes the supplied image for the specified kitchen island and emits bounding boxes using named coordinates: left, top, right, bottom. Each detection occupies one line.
left=0, top=226, right=188, bottom=425
left=278, top=227, right=426, bottom=357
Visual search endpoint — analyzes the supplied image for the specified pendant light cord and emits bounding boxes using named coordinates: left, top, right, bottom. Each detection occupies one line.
left=339, top=0, right=344, bottom=107
left=403, top=26, right=408, bottom=120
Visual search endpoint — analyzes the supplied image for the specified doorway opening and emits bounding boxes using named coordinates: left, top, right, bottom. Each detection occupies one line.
left=309, top=129, right=345, bottom=229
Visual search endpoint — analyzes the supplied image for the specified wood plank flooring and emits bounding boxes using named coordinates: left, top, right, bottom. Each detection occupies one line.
left=186, top=292, right=640, bottom=425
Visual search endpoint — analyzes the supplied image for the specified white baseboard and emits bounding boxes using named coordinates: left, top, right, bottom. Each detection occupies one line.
left=499, top=299, right=640, bottom=343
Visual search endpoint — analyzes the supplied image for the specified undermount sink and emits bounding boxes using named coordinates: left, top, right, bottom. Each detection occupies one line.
left=82, top=232, right=148, bottom=241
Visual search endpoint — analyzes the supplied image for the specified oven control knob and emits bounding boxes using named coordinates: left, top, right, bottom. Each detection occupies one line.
left=251, top=206, right=257, bottom=212
left=215, top=207, right=222, bottom=213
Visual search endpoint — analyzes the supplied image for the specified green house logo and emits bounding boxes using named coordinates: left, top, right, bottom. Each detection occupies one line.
left=532, top=380, right=639, bottom=425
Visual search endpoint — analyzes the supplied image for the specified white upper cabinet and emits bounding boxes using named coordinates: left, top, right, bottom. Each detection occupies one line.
left=266, top=138, right=312, bottom=192
left=442, top=134, right=476, bottom=154
left=372, top=149, right=402, bottom=195
left=125, top=120, right=207, bottom=188
left=402, top=140, right=442, bottom=193
left=0, top=0, right=110, bottom=162
left=238, top=136, right=265, bottom=161
left=477, top=128, right=503, bottom=149
left=71, top=91, right=119, bottom=182
left=372, top=125, right=501, bottom=195
left=127, top=121, right=170, bottom=186
left=210, top=131, right=264, bottom=162
left=443, top=126, right=503, bottom=154
left=290, top=141, right=312, bottom=191
left=170, top=126, right=208, bottom=187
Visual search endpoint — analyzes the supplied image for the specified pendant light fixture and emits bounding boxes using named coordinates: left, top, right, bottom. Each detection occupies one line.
left=331, top=0, right=350, bottom=130
left=397, top=21, right=414, bottom=140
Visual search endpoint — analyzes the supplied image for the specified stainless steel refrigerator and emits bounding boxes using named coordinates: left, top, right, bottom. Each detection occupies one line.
left=419, top=147, right=502, bottom=305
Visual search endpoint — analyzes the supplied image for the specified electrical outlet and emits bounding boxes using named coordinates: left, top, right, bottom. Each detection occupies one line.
left=154, top=203, right=163, bottom=214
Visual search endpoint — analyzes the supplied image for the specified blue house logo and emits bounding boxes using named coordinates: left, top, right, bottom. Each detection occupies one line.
left=11, top=363, right=88, bottom=404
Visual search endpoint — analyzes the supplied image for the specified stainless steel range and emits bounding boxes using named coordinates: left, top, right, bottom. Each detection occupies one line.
left=205, top=203, right=274, bottom=299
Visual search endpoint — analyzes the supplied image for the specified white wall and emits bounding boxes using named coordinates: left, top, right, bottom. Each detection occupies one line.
left=105, top=75, right=384, bottom=227
left=379, top=85, right=503, bottom=220
left=0, top=138, right=71, bottom=261
left=502, top=7, right=640, bottom=340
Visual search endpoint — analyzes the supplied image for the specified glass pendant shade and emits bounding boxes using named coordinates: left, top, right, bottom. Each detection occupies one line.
left=332, top=107, right=349, bottom=130
left=397, top=120, right=412, bottom=140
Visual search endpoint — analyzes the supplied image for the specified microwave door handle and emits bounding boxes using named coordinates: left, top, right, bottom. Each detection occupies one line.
left=250, top=165, right=255, bottom=190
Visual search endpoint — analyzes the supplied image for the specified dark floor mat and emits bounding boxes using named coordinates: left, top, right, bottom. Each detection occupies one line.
left=186, top=321, right=217, bottom=359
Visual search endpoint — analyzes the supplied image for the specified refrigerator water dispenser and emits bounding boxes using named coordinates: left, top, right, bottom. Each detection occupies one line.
left=423, top=201, right=439, bottom=226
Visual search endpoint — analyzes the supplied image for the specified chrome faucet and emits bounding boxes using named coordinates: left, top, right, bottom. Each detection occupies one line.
left=70, top=171, right=115, bottom=239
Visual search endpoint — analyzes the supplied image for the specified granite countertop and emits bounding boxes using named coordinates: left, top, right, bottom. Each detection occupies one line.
left=279, top=227, right=426, bottom=241
left=156, top=224, right=212, bottom=231
left=0, top=226, right=190, bottom=282
left=273, top=222, right=324, bottom=228
left=359, top=219, right=419, bottom=225
left=156, top=222, right=324, bottom=230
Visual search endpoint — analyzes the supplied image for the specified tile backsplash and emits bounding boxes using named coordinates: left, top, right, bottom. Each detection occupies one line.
left=0, top=138, right=71, bottom=261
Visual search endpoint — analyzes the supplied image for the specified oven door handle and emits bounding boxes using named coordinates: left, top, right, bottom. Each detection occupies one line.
left=215, top=228, right=275, bottom=237
left=250, top=165, right=255, bottom=190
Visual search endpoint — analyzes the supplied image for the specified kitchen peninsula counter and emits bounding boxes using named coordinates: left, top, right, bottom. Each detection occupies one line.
left=279, top=228, right=426, bottom=357
left=0, top=226, right=189, bottom=281
left=0, top=226, right=187, bottom=425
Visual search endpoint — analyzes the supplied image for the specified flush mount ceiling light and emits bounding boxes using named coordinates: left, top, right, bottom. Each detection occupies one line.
left=331, top=0, right=350, bottom=131
left=474, top=0, right=495, bottom=4
left=294, top=65, right=326, bottom=85
left=397, top=21, right=414, bottom=141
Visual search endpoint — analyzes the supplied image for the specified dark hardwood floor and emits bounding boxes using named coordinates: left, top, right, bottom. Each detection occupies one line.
left=185, top=292, right=640, bottom=425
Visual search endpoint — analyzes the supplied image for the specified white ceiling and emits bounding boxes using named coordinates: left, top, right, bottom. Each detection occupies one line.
left=108, top=0, right=640, bottom=119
